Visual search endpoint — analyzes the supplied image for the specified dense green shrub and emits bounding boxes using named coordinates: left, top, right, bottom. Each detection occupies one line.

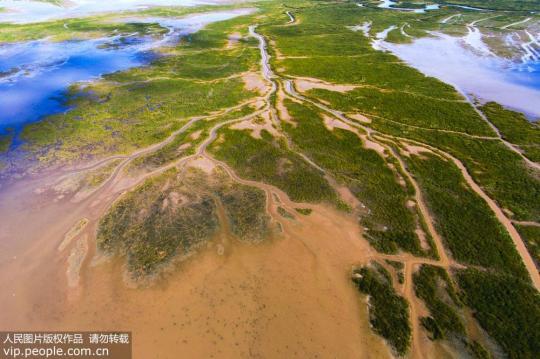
left=457, top=269, right=540, bottom=358
left=352, top=263, right=411, bottom=355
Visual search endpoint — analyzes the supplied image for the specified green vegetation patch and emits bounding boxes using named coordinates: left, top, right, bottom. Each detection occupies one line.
left=209, top=127, right=338, bottom=204
left=0, top=134, right=12, bottom=153
left=466, top=340, right=492, bottom=359
left=21, top=73, right=251, bottom=164
left=385, top=260, right=404, bottom=270
left=97, top=165, right=271, bottom=278
left=97, top=168, right=219, bottom=277
left=280, top=55, right=465, bottom=101
left=277, top=206, right=295, bottom=219
left=17, top=10, right=259, bottom=167
left=405, top=153, right=527, bottom=277
left=308, top=87, right=492, bottom=135
left=129, top=106, right=255, bottom=173
left=352, top=262, right=411, bottom=356
left=128, top=121, right=204, bottom=173
left=0, top=3, right=245, bottom=43
left=457, top=269, right=540, bottom=358
left=214, top=172, right=271, bottom=242
left=263, top=3, right=464, bottom=101
left=80, top=159, right=122, bottom=189
left=0, top=17, right=167, bottom=43
left=413, top=265, right=464, bottom=340
left=386, top=260, right=405, bottom=284
left=515, top=224, right=540, bottom=270
left=282, top=100, right=425, bottom=255
left=372, top=119, right=540, bottom=222
left=295, top=207, right=312, bottom=215
left=480, top=102, right=540, bottom=163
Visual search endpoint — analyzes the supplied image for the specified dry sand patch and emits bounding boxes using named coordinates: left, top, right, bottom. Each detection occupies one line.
left=226, top=32, right=242, bottom=49
left=242, top=72, right=268, bottom=95
left=230, top=112, right=280, bottom=139
left=295, top=78, right=358, bottom=93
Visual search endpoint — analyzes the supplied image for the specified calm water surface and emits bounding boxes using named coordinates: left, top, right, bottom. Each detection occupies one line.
left=0, top=0, right=220, bottom=23
left=379, top=32, right=540, bottom=119
left=0, top=10, right=251, bottom=134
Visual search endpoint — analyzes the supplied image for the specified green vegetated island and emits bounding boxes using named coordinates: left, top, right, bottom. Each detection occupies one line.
left=1, top=0, right=539, bottom=358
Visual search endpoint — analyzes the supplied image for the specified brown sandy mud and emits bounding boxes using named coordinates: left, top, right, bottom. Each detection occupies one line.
left=0, top=165, right=392, bottom=358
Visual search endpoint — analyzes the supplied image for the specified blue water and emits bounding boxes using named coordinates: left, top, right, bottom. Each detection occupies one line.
left=0, top=37, right=153, bottom=134
left=0, top=9, right=252, bottom=136
left=507, top=61, right=540, bottom=91
left=379, top=33, right=540, bottom=119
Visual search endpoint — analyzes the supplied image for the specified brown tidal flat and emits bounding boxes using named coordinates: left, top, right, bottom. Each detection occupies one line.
left=0, top=169, right=391, bottom=358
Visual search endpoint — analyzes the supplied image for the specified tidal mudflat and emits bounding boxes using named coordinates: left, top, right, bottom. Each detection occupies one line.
left=0, top=1, right=539, bottom=358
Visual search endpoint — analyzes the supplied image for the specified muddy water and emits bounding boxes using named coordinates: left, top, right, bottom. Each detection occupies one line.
left=0, top=170, right=391, bottom=358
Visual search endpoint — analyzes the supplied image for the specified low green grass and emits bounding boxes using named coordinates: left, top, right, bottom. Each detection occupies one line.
left=352, top=262, right=411, bottom=356
left=81, top=159, right=122, bottom=189
left=480, top=102, right=540, bottom=162
left=13, top=9, right=259, bottom=168
left=128, top=129, right=199, bottom=173
left=0, top=17, right=167, bottom=43
left=457, top=269, right=540, bottom=359
left=129, top=106, right=255, bottom=173
left=21, top=77, right=250, bottom=164
left=405, top=153, right=527, bottom=277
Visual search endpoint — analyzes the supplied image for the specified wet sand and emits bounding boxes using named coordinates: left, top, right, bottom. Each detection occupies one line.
left=0, top=168, right=391, bottom=358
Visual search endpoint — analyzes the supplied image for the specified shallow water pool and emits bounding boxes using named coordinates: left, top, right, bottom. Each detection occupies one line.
left=379, top=32, right=540, bottom=119
left=0, top=9, right=251, bottom=135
